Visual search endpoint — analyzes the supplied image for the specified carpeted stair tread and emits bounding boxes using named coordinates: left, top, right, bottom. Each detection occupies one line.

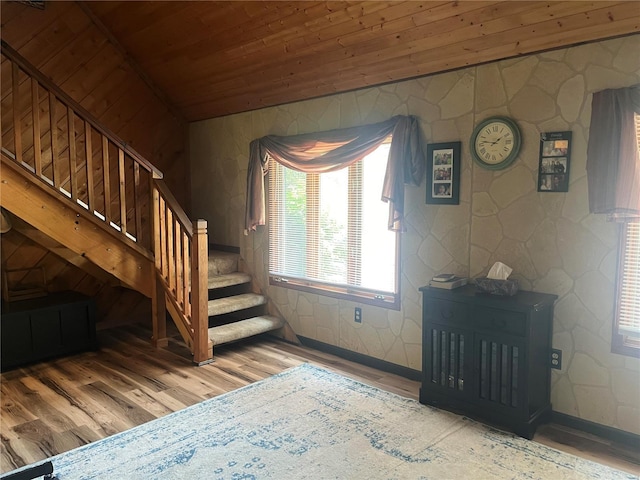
left=208, top=251, right=239, bottom=276
left=208, top=315, right=285, bottom=346
left=208, top=272, right=252, bottom=290
left=207, top=293, right=266, bottom=316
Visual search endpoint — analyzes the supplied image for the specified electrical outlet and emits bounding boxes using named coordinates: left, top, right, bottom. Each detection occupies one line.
left=550, top=349, right=562, bottom=370
left=354, top=307, right=362, bottom=323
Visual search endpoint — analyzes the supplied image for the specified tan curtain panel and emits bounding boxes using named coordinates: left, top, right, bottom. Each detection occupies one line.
left=244, top=115, right=425, bottom=233
left=586, top=84, right=640, bottom=221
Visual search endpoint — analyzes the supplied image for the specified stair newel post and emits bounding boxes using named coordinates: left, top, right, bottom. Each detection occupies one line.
left=192, top=219, right=212, bottom=364
left=151, top=182, right=168, bottom=348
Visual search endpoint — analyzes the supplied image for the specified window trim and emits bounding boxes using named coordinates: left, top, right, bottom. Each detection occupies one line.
left=612, top=221, right=640, bottom=357
left=269, top=267, right=401, bottom=310
left=608, top=106, right=640, bottom=357
left=267, top=148, right=401, bottom=311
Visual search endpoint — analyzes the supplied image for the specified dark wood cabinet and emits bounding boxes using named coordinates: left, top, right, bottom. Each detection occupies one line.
left=419, top=284, right=557, bottom=439
left=1, top=291, right=97, bottom=371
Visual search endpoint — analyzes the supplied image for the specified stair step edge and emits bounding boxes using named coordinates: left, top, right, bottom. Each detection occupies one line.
left=208, top=316, right=285, bottom=346
left=208, top=272, right=251, bottom=289
left=207, top=293, right=266, bottom=316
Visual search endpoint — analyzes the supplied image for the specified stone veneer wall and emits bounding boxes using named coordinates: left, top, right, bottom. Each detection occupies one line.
left=190, top=35, right=640, bottom=434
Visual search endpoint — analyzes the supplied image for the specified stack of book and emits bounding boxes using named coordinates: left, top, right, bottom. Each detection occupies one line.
left=428, top=274, right=468, bottom=290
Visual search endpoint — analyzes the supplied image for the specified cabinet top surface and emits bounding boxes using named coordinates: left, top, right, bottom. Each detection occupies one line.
left=419, top=284, right=557, bottom=309
left=1, top=291, right=93, bottom=314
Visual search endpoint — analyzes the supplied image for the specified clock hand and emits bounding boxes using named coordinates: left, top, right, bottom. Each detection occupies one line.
left=489, top=135, right=505, bottom=146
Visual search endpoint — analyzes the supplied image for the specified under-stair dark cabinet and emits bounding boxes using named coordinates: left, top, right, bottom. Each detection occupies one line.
left=1, top=292, right=97, bottom=371
left=418, top=285, right=557, bottom=439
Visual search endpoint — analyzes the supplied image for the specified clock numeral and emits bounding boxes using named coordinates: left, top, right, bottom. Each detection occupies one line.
left=492, top=125, right=499, bottom=132
left=505, top=139, right=512, bottom=145
left=491, top=154, right=496, bottom=162
left=485, top=128, right=491, bottom=135
left=484, top=152, right=491, bottom=160
left=480, top=148, right=486, bottom=155
left=503, top=146, right=509, bottom=152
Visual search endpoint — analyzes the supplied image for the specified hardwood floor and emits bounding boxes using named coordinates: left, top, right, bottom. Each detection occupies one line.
left=1, top=324, right=639, bottom=476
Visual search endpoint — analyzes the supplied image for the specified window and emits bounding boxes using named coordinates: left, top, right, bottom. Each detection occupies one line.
left=268, top=141, right=400, bottom=308
left=614, top=222, right=640, bottom=355
left=612, top=112, right=640, bottom=357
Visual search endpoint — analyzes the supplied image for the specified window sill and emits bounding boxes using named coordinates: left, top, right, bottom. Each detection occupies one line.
left=611, top=337, right=640, bottom=358
left=269, top=276, right=400, bottom=310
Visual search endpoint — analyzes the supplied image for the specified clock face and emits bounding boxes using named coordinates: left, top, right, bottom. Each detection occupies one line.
left=471, top=117, right=521, bottom=170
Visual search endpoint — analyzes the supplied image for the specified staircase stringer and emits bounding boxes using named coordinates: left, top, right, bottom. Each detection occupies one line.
left=7, top=211, right=122, bottom=288
left=1, top=156, right=154, bottom=296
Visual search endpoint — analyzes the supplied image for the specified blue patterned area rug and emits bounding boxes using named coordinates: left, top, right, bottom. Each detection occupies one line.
left=3, top=364, right=636, bottom=479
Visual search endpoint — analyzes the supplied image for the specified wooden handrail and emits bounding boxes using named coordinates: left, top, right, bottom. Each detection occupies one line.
left=1, top=41, right=212, bottom=364
left=154, top=179, right=193, bottom=236
left=1, top=40, right=163, bottom=179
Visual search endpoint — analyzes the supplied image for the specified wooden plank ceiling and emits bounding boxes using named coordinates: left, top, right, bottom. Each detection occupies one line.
left=64, top=2, right=640, bottom=120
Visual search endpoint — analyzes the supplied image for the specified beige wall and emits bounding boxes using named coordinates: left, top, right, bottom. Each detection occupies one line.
left=190, top=35, right=640, bottom=434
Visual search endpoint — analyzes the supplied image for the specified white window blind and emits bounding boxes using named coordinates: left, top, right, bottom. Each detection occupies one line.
left=268, top=141, right=399, bottom=307
left=616, top=222, right=640, bottom=339
left=613, top=112, right=640, bottom=354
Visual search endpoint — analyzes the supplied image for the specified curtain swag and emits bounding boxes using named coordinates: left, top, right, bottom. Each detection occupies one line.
left=244, top=115, right=425, bottom=233
left=586, top=84, right=640, bottom=222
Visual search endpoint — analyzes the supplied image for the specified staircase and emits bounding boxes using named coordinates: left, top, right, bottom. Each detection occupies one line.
left=206, top=252, right=284, bottom=347
left=0, top=41, right=288, bottom=365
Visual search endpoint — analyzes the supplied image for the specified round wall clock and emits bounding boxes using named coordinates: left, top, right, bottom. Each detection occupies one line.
left=470, top=116, right=522, bottom=170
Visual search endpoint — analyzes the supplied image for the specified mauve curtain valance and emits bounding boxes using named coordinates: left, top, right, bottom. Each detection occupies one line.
left=244, top=115, right=425, bottom=233
left=586, top=84, right=640, bottom=221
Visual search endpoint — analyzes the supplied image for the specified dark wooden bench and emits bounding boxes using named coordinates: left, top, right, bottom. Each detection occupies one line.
left=1, top=291, right=97, bottom=371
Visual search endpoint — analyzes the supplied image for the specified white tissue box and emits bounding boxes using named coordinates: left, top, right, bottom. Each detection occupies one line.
left=475, top=277, right=519, bottom=296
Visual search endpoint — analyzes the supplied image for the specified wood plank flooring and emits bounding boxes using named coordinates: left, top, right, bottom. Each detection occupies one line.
left=1, top=324, right=639, bottom=476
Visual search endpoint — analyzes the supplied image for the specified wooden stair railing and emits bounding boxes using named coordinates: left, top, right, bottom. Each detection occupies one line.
left=153, top=180, right=210, bottom=364
left=0, top=41, right=212, bottom=364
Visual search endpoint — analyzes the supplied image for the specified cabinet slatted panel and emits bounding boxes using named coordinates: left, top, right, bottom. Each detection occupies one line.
left=429, top=327, right=465, bottom=392
left=478, top=339, right=519, bottom=408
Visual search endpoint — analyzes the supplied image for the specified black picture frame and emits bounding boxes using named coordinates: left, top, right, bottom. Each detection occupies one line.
left=538, top=131, right=572, bottom=192
left=426, top=141, right=461, bottom=205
